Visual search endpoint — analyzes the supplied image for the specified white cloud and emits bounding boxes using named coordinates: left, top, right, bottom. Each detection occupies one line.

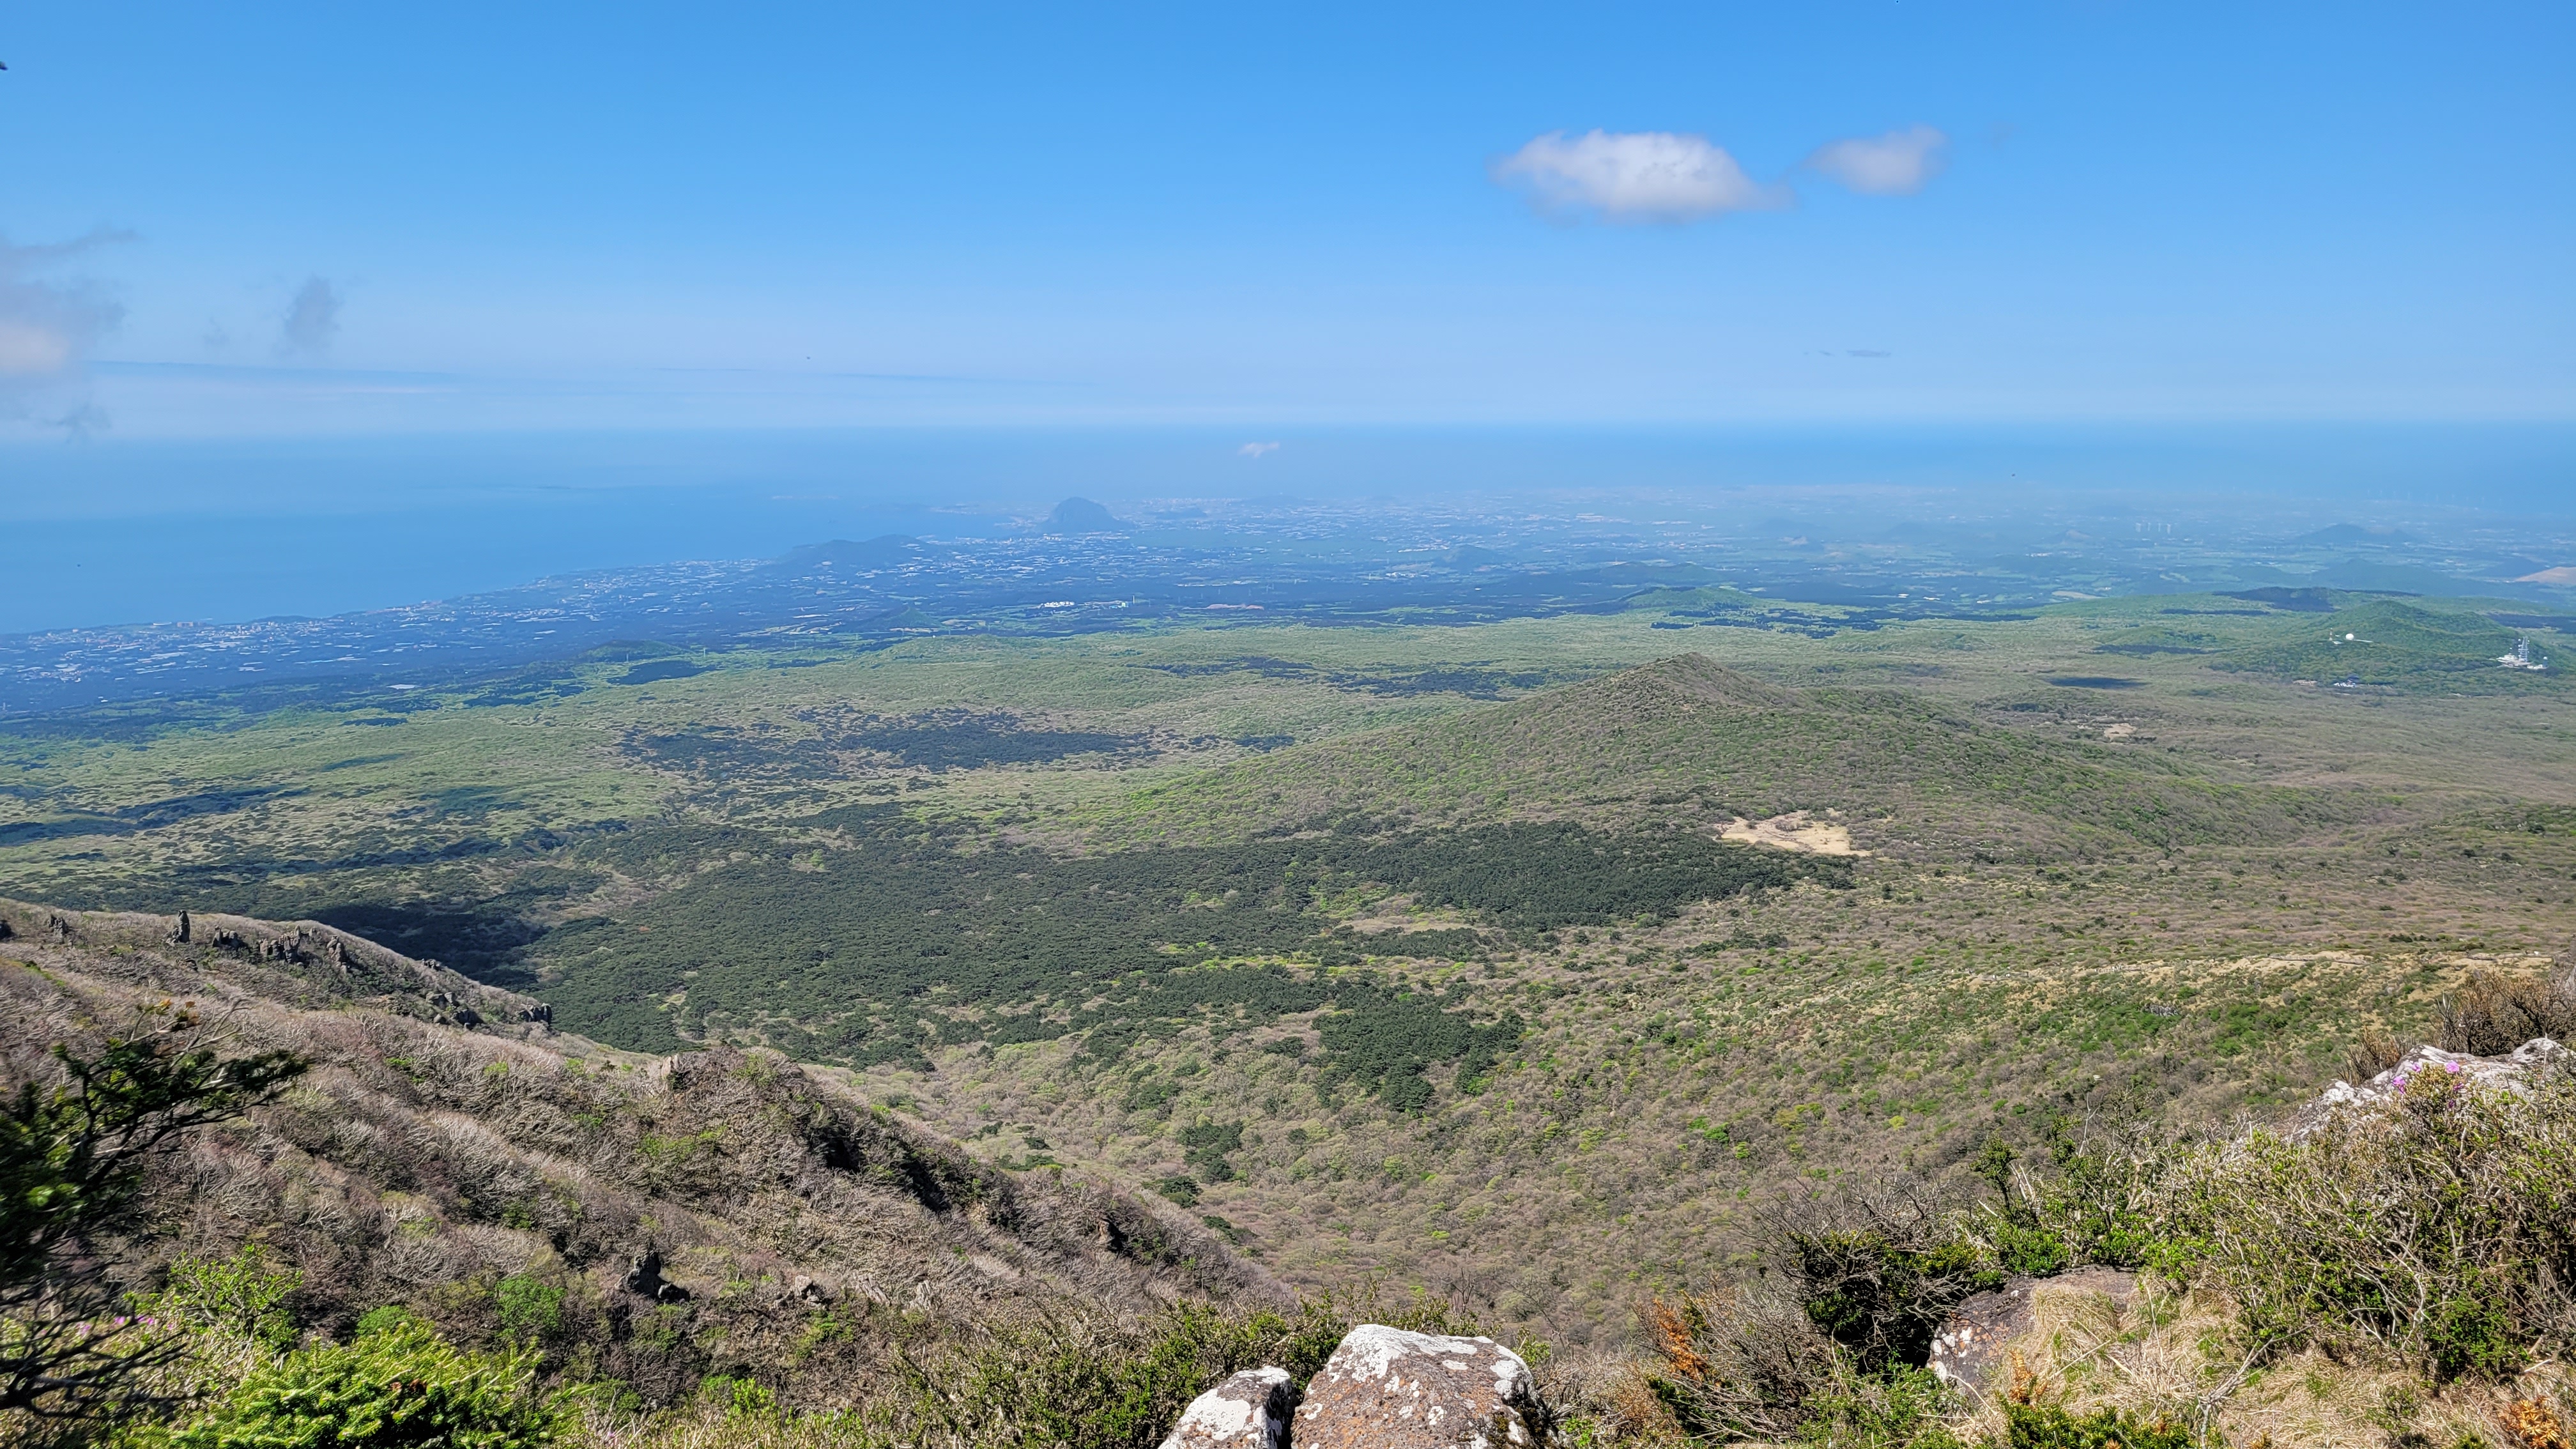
left=1806, top=125, right=1949, bottom=196
left=279, top=276, right=342, bottom=355
left=0, top=232, right=126, bottom=380
left=0, top=230, right=129, bottom=431
left=0, top=321, right=76, bottom=376
left=1239, top=441, right=1281, bottom=458
left=1493, top=130, right=1784, bottom=222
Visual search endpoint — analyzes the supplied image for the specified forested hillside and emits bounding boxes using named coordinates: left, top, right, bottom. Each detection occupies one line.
left=1089, top=655, right=2365, bottom=857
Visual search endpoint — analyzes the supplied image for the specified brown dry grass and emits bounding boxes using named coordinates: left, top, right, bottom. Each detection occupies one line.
left=1963, top=1275, right=2575, bottom=1449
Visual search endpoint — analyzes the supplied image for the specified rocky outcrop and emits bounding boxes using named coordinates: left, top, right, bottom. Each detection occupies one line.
left=1928, top=1268, right=2136, bottom=1397
left=1150, top=1326, right=1546, bottom=1449
left=2290, top=1037, right=2570, bottom=1140
left=622, top=1249, right=691, bottom=1303
left=1292, top=1325, right=1538, bottom=1449
left=1158, top=1366, right=1292, bottom=1449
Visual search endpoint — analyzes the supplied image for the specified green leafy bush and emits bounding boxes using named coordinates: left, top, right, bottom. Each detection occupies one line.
left=491, top=1276, right=565, bottom=1346
left=1790, top=1364, right=1963, bottom=1449
left=2000, top=1401, right=2192, bottom=1448
left=1175, top=1121, right=1243, bottom=1183
left=166, top=1319, right=562, bottom=1449
left=696, top=1373, right=778, bottom=1420
left=0, top=1013, right=306, bottom=1427
left=900, top=1298, right=1354, bottom=1449
left=137, top=1246, right=303, bottom=1353
left=352, top=1307, right=425, bottom=1340
left=1967, top=1124, right=2159, bottom=1280
left=1642, top=1285, right=1970, bottom=1448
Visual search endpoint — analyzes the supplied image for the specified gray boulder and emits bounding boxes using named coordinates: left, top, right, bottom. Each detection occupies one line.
left=1158, top=1365, right=1291, bottom=1449
left=1293, top=1324, right=1538, bottom=1449
left=2290, top=1037, right=2568, bottom=1140
left=1928, top=1268, right=2136, bottom=1397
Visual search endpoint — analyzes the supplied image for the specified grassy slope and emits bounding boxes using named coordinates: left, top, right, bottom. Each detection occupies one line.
left=0, top=900, right=1262, bottom=1409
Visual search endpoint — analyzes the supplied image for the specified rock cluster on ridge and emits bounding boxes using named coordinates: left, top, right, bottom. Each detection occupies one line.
left=1155, top=1325, right=1538, bottom=1449
left=2289, top=1036, right=2569, bottom=1140
left=1157, top=1366, right=1292, bottom=1449
left=1292, top=1324, right=1538, bottom=1449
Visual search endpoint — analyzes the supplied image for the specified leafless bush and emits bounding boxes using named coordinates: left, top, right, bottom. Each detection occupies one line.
left=1763, top=1184, right=1994, bottom=1371
left=2438, top=965, right=2576, bottom=1056
left=1637, top=1281, right=1840, bottom=1444
left=2347, top=1026, right=2407, bottom=1084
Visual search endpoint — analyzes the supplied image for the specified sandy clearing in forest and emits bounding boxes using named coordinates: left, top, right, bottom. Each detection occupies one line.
left=1721, top=811, right=1866, bottom=855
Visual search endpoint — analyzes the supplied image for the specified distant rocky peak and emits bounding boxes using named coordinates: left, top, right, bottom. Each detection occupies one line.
left=1046, top=497, right=1130, bottom=534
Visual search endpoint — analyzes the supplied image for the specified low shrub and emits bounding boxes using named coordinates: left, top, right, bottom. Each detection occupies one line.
left=1643, top=1284, right=1841, bottom=1444
left=136, top=1246, right=303, bottom=1354
left=1999, top=1401, right=2192, bottom=1449
left=2148, top=1070, right=2576, bottom=1379
left=1774, top=1190, right=2001, bottom=1373
left=884, top=1296, right=1358, bottom=1449
left=165, top=1317, right=564, bottom=1449
left=1790, top=1363, right=1963, bottom=1449
left=1966, top=1113, right=2166, bottom=1277
left=493, top=1275, right=567, bottom=1346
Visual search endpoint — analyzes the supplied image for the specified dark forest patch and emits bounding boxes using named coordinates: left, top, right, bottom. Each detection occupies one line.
left=308, top=894, right=567, bottom=986
left=532, top=815, right=1831, bottom=1070
left=1335, top=666, right=1552, bottom=698
left=2221, top=588, right=2337, bottom=612
left=0, top=785, right=300, bottom=847
left=319, top=754, right=404, bottom=772
left=625, top=726, right=840, bottom=779
left=840, top=712, right=1147, bottom=770
left=1140, top=658, right=1556, bottom=699
left=2046, top=677, right=2146, bottom=689
left=1144, top=657, right=1319, bottom=680
left=614, top=659, right=707, bottom=686
left=463, top=666, right=585, bottom=707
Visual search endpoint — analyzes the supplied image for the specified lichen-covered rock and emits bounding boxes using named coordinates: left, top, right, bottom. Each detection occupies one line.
left=1928, top=1268, right=2136, bottom=1396
left=2290, top=1037, right=2568, bottom=1141
left=1158, top=1365, right=1291, bottom=1449
left=1293, top=1324, right=1537, bottom=1449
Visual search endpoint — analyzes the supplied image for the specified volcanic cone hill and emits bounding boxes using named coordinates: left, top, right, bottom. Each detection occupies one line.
left=0, top=899, right=1271, bottom=1410
left=1097, top=654, right=2360, bottom=859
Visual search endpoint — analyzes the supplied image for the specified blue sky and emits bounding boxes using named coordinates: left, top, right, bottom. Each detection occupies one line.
left=4, top=0, right=2570, bottom=438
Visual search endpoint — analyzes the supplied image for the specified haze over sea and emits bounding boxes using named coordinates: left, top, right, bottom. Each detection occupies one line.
left=8, top=422, right=2571, bottom=634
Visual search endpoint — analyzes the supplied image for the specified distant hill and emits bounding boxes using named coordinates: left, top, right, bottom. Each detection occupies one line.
left=2209, top=598, right=2542, bottom=689
left=1045, top=497, right=1129, bottom=533
left=2297, top=523, right=2413, bottom=545
left=1097, top=654, right=2356, bottom=858
left=0, top=900, right=1266, bottom=1409
left=772, top=534, right=928, bottom=572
